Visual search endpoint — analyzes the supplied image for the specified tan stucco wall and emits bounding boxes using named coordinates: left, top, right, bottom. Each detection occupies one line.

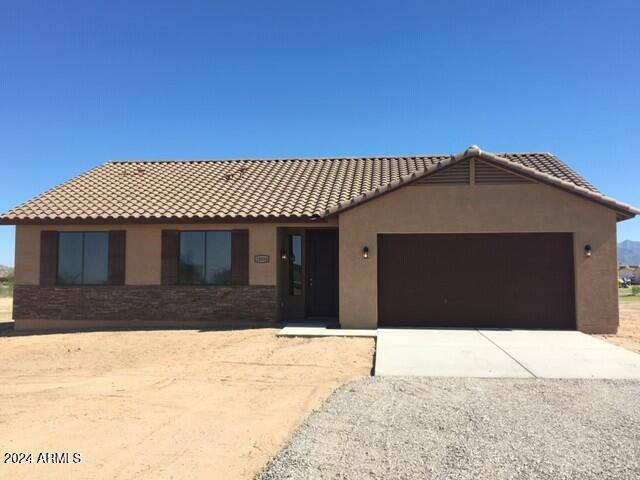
left=15, top=221, right=336, bottom=287
left=338, top=182, right=619, bottom=334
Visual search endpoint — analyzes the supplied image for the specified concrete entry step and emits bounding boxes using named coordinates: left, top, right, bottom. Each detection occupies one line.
left=278, top=322, right=378, bottom=338
left=375, top=328, right=640, bottom=379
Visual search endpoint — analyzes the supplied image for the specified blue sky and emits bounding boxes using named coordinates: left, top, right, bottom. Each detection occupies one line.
left=1, top=0, right=639, bottom=266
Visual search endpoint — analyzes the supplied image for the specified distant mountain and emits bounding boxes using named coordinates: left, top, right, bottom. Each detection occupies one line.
left=619, top=240, right=640, bottom=265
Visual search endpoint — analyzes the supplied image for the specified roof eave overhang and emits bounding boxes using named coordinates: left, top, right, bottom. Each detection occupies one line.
left=321, top=146, right=640, bottom=220
left=0, top=215, right=326, bottom=226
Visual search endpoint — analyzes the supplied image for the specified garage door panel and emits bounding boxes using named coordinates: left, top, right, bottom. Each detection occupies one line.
left=378, top=233, right=575, bottom=329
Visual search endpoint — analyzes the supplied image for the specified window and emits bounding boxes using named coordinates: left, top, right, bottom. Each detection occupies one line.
left=178, top=231, right=232, bottom=285
left=57, top=232, right=109, bottom=285
left=289, top=234, right=303, bottom=296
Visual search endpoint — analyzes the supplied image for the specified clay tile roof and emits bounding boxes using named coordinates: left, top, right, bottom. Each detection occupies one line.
left=1, top=148, right=637, bottom=224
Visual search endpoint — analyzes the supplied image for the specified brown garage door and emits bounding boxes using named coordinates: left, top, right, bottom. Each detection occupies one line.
left=378, top=233, right=575, bottom=329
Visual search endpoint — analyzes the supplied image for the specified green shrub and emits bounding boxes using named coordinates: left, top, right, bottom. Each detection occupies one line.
left=633, top=286, right=640, bottom=296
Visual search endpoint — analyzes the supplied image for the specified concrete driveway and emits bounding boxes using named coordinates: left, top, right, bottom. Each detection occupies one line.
left=375, top=328, right=640, bottom=378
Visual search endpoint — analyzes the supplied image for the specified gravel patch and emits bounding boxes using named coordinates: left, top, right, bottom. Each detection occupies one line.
left=258, top=377, right=640, bottom=480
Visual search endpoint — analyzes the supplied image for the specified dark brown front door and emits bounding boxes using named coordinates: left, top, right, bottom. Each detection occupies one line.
left=307, top=229, right=339, bottom=318
left=378, top=233, right=575, bottom=329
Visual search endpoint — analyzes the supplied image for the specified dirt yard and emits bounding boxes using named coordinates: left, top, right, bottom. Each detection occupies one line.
left=599, top=301, right=640, bottom=353
left=0, top=297, right=12, bottom=322
left=0, top=328, right=374, bottom=479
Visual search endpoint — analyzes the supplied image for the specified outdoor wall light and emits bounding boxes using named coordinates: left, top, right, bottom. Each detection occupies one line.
left=363, top=246, right=370, bottom=259
left=280, top=249, right=288, bottom=261
left=584, top=244, right=592, bottom=258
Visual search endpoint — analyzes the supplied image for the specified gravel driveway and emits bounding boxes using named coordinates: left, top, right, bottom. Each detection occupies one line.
left=258, top=377, right=640, bottom=480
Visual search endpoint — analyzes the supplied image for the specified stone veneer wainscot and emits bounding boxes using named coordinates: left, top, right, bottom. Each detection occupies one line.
left=13, top=285, right=277, bottom=324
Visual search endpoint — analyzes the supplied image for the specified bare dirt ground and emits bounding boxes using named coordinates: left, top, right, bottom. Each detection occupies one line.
left=0, top=328, right=374, bottom=480
left=0, top=297, right=12, bottom=322
left=599, top=301, right=640, bottom=353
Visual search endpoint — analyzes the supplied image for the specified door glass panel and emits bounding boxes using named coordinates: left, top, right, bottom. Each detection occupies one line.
left=83, top=232, right=109, bottom=285
left=289, top=234, right=303, bottom=296
left=179, top=232, right=205, bottom=284
left=205, top=231, right=232, bottom=285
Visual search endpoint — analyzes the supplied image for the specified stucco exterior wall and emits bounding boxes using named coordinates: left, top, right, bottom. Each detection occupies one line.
left=338, top=182, right=619, bottom=334
left=12, top=183, right=620, bottom=334
left=14, top=221, right=336, bottom=287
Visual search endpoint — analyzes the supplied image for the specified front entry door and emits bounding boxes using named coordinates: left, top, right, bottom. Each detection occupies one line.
left=307, top=229, right=339, bottom=318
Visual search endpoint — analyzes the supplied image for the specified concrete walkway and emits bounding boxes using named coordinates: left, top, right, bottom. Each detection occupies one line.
left=375, top=328, right=640, bottom=378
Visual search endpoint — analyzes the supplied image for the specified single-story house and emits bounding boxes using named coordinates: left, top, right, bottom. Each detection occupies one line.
left=619, top=265, right=639, bottom=282
left=1, top=146, right=638, bottom=333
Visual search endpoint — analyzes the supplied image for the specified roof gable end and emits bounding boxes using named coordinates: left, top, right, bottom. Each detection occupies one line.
left=321, top=146, right=639, bottom=220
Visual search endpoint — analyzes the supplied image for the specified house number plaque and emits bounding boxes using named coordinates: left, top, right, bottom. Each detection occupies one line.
left=254, top=255, right=270, bottom=264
